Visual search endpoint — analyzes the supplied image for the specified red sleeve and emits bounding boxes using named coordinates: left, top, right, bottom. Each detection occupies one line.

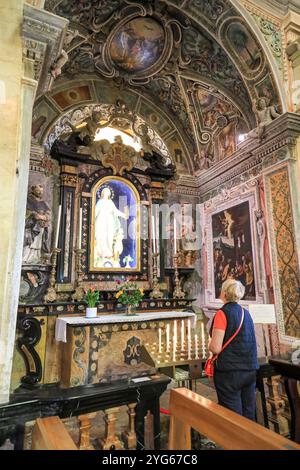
left=213, top=310, right=227, bottom=331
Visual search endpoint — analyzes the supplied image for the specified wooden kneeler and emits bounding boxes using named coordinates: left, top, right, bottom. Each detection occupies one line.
left=168, top=388, right=300, bottom=450
left=32, top=416, right=77, bottom=450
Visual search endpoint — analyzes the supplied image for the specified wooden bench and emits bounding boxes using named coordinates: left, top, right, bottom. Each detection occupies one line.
left=32, top=416, right=77, bottom=450
left=168, top=388, right=300, bottom=450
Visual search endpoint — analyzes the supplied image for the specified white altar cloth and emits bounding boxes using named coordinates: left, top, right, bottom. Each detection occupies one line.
left=55, top=311, right=196, bottom=343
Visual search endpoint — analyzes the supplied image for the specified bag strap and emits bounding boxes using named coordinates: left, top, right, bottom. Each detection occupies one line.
left=220, top=307, right=244, bottom=353
left=211, top=307, right=244, bottom=362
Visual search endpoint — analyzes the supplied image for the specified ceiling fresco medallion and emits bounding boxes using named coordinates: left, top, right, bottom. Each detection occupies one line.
left=110, top=17, right=165, bottom=73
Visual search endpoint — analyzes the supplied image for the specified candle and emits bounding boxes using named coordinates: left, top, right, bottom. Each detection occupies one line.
left=54, top=205, right=62, bottom=248
left=181, top=320, right=185, bottom=350
left=194, top=334, right=199, bottom=359
left=166, top=324, right=170, bottom=352
left=173, top=336, right=176, bottom=362
left=173, top=320, right=177, bottom=349
left=174, top=217, right=177, bottom=254
left=201, top=322, right=206, bottom=358
left=188, top=340, right=191, bottom=360
left=78, top=207, right=82, bottom=249
left=187, top=319, right=191, bottom=359
left=158, top=328, right=162, bottom=354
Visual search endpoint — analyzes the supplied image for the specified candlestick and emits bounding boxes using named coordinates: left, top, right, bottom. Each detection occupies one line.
left=181, top=320, right=185, bottom=351
left=78, top=207, right=82, bottom=249
left=174, top=217, right=177, bottom=254
left=150, top=252, right=164, bottom=299
left=72, top=248, right=85, bottom=301
left=172, top=253, right=185, bottom=299
left=201, top=322, right=206, bottom=358
left=166, top=324, right=170, bottom=353
left=194, top=334, right=199, bottom=359
left=173, top=320, right=177, bottom=349
left=158, top=328, right=162, bottom=354
left=44, top=248, right=61, bottom=303
left=187, top=319, right=191, bottom=359
left=54, top=205, right=62, bottom=248
left=172, top=335, right=176, bottom=362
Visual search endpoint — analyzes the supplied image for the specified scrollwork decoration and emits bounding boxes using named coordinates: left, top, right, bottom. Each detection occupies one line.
left=17, top=317, right=43, bottom=386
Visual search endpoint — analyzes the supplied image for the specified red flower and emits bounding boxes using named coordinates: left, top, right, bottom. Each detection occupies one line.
left=116, top=279, right=121, bottom=285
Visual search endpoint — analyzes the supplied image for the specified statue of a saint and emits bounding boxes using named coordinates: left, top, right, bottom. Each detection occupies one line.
left=23, top=185, right=50, bottom=265
left=94, top=187, right=129, bottom=267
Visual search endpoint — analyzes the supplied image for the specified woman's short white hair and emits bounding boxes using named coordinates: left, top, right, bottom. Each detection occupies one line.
left=221, top=279, right=245, bottom=302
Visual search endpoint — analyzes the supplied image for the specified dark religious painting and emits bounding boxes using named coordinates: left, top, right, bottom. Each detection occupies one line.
left=110, top=17, right=165, bottom=73
left=226, top=22, right=261, bottom=71
left=212, top=201, right=256, bottom=300
left=90, top=176, right=140, bottom=271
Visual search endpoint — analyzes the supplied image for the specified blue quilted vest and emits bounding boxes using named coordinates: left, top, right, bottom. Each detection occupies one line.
left=210, top=302, right=258, bottom=371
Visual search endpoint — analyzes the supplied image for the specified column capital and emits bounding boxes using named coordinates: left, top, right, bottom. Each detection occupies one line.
left=22, top=3, right=68, bottom=97
left=283, top=11, right=300, bottom=63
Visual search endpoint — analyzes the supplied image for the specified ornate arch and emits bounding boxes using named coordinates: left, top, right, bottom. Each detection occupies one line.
left=32, top=77, right=194, bottom=173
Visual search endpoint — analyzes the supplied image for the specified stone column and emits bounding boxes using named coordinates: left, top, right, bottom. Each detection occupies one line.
left=0, top=1, right=68, bottom=403
left=0, top=1, right=38, bottom=404
left=283, top=11, right=300, bottom=111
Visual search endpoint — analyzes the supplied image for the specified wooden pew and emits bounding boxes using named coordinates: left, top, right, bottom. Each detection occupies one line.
left=32, top=416, right=77, bottom=450
left=168, top=388, right=300, bottom=450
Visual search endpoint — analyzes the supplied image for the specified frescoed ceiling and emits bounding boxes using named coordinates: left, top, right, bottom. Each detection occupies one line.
left=42, top=0, right=283, bottom=175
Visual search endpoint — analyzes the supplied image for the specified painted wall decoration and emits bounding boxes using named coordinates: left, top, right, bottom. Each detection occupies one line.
left=212, top=201, right=256, bottom=300
left=269, top=169, right=300, bottom=338
left=51, top=85, right=92, bottom=110
left=226, top=22, right=262, bottom=72
left=197, top=89, right=234, bottom=130
left=110, top=17, right=165, bottom=73
left=255, top=75, right=279, bottom=107
left=31, top=99, right=58, bottom=141
left=90, top=176, right=140, bottom=271
left=216, top=120, right=237, bottom=160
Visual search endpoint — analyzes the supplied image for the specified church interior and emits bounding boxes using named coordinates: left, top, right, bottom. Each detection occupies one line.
left=1, top=0, right=300, bottom=452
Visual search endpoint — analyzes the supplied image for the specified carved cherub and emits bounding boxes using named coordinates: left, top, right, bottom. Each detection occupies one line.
left=51, top=49, right=69, bottom=78
left=248, top=97, right=280, bottom=139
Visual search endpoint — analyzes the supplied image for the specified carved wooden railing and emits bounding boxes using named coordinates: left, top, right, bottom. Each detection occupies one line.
left=31, top=404, right=138, bottom=450
left=32, top=417, right=77, bottom=450
left=168, top=388, right=300, bottom=450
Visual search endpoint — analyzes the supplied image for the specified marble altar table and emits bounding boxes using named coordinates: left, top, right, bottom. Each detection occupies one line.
left=55, top=311, right=196, bottom=388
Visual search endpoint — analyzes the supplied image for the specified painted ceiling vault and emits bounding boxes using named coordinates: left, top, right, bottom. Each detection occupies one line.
left=39, top=0, right=282, bottom=175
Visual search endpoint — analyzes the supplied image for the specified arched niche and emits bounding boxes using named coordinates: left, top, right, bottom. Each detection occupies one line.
left=31, top=77, right=194, bottom=174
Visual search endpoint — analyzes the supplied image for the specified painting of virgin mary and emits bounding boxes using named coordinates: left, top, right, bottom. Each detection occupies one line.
left=90, top=177, right=140, bottom=271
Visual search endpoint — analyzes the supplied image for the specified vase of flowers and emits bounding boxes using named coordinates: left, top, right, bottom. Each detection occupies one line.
left=115, top=278, right=144, bottom=315
left=83, top=287, right=100, bottom=318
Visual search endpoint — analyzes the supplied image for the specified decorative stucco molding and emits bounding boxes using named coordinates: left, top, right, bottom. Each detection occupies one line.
left=23, top=3, right=68, bottom=97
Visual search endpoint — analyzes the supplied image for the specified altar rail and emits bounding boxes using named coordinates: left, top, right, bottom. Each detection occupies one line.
left=168, top=388, right=300, bottom=450
left=0, top=375, right=170, bottom=449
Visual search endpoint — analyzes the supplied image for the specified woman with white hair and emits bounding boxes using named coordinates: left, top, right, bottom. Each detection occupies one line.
left=208, top=279, right=258, bottom=420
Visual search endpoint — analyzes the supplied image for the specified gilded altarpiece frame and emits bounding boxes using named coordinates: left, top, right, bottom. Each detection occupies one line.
left=81, top=169, right=149, bottom=282
left=265, top=166, right=300, bottom=340
left=203, top=185, right=265, bottom=309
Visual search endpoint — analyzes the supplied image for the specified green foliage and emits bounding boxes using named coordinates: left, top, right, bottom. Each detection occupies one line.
left=115, top=279, right=144, bottom=307
left=83, top=287, right=100, bottom=308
